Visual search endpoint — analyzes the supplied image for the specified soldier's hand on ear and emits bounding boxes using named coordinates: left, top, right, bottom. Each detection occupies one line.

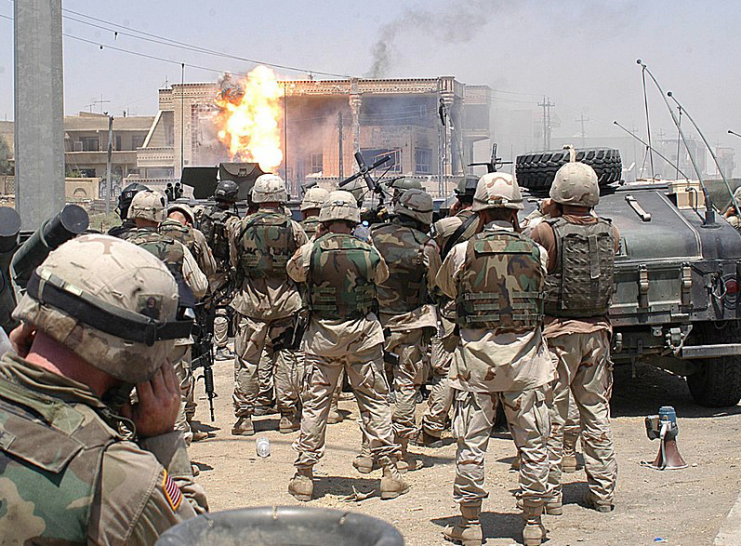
left=123, top=360, right=180, bottom=438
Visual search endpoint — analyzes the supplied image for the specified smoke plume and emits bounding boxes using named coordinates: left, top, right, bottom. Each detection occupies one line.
left=366, top=0, right=501, bottom=78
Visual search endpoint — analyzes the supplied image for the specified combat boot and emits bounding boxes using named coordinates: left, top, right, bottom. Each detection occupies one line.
left=397, top=438, right=423, bottom=472
left=510, top=451, right=521, bottom=471
left=191, top=430, right=210, bottom=442
left=562, top=430, right=580, bottom=473
left=279, top=414, right=300, bottom=434
left=443, top=503, right=483, bottom=546
left=231, top=416, right=254, bottom=436
left=517, top=496, right=562, bottom=516
left=583, top=490, right=614, bottom=513
left=379, top=457, right=410, bottom=500
left=353, top=441, right=374, bottom=474
left=413, top=428, right=443, bottom=448
left=327, top=400, right=343, bottom=424
left=521, top=504, right=546, bottom=546
left=215, top=347, right=236, bottom=361
left=288, top=467, right=314, bottom=502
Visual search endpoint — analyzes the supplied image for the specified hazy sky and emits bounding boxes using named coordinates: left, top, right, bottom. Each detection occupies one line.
left=0, top=0, right=739, bottom=154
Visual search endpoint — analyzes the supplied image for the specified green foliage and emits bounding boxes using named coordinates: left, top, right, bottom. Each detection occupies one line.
left=0, top=137, right=13, bottom=176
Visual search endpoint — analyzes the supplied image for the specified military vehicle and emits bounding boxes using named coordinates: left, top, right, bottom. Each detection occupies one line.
left=516, top=147, right=741, bottom=408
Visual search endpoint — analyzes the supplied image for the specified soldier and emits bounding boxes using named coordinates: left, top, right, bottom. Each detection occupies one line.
left=387, top=177, right=423, bottom=207
left=300, top=186, right=330, bottom=239
left=529, top=159, right=619, bottom=513
left=417, top=175, right=479, bottom=447
left=286, top=190, right=409, bottom=502
left=438, top=173, right=554, bottom=546
left=358, top=188, right=440, bottom=473
left=123, top=191, right=208, bottom=447
left=0, top=234, right=208, bottom=543
left=160, top=203, right=218, bottom=443
left=724, top=186, right=741, bottom=231
left=108, top=182, right=149, bottom=238
left=198, top=179, right=242, bottom=362
left=230, top=174, right=308, bottom=436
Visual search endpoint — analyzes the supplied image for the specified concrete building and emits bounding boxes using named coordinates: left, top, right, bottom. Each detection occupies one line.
left=136, top=76, right=491, bottom=196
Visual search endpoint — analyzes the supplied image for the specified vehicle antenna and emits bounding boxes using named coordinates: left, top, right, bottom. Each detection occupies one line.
left=613, top=121, right=690, bottom=180
left=636, top=60, right=715, bottom=226
left=668, top=92, right=740, bottom=217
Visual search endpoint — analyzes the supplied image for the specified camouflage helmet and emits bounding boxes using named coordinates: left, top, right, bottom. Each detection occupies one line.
left=253, top=174, right=288, bottom=204
left=319, top=190, right=360, bottom=224
left=168, top=203, right=195, bottom=225
left=118, top=182, right=149, bottom=220
left=214, top=179, right=239, bottom=202
left=455, top=175, right=479, bottom=197
left=13, top=235, right=190, bottom=384
left=300, top=187, right=330, bottom=211
left=389, top=177, right=423, bottom=192
left=396, top=189, right=434, bottom=226
left=472, top=173, right=524, bottom=211
left=550, top=161, right=600, bottom=207
left=129, top=190, right=167, bottom=223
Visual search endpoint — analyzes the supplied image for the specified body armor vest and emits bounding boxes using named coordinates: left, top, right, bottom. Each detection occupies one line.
left=308, top=233, right=379, bottom=319
left=456, top=229, right=545, bottom=334
left=198, top=207, right=235, bottom=262
left=544, top=217, right=615, bottom=318
left=237, top=211, right=296, bottom=280
left=371, top=222, right=430, bottom=314
left=300, top=216, right=321, bottom=238
left=0, top=378, right=118, bottom=544
left=124, top=229, right=195, bottom=307
left=159, top=220, right=200, bottom=262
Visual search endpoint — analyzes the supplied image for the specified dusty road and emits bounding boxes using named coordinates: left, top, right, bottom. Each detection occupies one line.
left=188, top=357, right=741, bottom=546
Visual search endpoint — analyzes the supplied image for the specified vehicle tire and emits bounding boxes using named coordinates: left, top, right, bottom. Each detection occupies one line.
left=686, top=321, right=741, bottom=407
left=515, top=147, right=622, bottom=192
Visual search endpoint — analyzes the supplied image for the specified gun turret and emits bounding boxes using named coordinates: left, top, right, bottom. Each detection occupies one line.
left=11, top=204, right=89, bottom=291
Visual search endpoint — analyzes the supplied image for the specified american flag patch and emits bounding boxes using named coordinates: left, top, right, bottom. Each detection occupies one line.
left=162, top=470, right=183, bottom=512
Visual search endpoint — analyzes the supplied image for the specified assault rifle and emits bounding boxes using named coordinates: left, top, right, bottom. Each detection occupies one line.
left=339, top=152, right=393, bottom=224
left=191, top=302, right=216, bottom=421
left=469, top=143, right=511, bottom=174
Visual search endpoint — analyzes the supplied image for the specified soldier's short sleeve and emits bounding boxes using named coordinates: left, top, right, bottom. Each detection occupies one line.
left=611, top=224, right=621, bottom=254
left=87, top=440, right=203, bottom=545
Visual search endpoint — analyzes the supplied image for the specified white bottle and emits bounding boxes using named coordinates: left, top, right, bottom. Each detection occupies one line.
left=256, top=436, right=270, bottom=458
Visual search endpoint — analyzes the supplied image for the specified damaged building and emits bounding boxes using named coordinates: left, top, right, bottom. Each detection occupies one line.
left=135, top=76, right=491, bottom=197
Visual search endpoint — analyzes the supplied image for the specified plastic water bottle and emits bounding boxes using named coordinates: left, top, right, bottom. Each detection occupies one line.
left=256, top=437, right=271, bottom=458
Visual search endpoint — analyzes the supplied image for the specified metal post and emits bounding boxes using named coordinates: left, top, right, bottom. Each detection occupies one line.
left=180, top=63, right=184, bottom=179
left=14, top=0, right=65, bottom=230
left=105, top=115, right=113, bottom=214
left=338, top=112, right=344, bottom=179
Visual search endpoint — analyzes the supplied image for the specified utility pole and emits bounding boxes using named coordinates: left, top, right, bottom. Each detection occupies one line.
left=576, top=112, right=590, bottom=147
left=538, top=96, right=555, bottom=150
left=105, top=115, right=113, bottom=214
left=15, top=0, right=65, bottom=230
left=338, top=112, right=344, bottom=180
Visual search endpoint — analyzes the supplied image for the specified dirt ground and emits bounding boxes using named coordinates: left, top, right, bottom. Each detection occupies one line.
left=188, top=356, right=741, bottom=546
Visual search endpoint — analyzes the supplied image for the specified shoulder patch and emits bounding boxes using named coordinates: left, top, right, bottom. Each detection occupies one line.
left=162, top=470, right=183, bottom=512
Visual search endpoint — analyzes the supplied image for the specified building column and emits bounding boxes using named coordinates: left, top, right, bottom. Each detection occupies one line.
left=349, top=79, right=362, bottom=159
left=14, top=0, right=65, bottom=229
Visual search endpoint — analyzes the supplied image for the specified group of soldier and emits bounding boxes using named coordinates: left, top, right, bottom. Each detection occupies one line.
left=0, top=150, right=618, bottom=546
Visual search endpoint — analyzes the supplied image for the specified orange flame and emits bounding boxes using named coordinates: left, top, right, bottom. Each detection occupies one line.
left=214, top=66, right=284, bottom=172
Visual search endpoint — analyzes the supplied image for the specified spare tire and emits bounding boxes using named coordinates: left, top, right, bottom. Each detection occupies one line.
left=516, top=147, right=622, bottom=192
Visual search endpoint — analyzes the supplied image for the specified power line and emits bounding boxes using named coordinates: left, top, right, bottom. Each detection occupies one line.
left=60, top=5, right=354, bottom=79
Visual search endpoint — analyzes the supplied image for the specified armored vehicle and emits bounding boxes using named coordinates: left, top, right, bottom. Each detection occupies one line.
left=517, top=147, right=741, bottom=407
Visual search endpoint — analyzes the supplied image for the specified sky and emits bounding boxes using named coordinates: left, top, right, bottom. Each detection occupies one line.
left=0, top=0, right=739, bottom=161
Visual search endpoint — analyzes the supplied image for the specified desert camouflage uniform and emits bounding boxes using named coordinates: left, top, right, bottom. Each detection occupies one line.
left=420, top=207, right=478, bottom=438
left=437, top=220, right=555, bottom=509
left=0, top=354, right=209, bottom=544
left=123, top=227, right=208, bottom=444
left=230, top=208, right=308, bottom=424
left=370, top=217, right=440, bottom=442
left=530, top=214, right=619, bottom=508
left=159, top=218, right=218, bottom=428
left=199, top=205, right=241, bottom=352
left=288, top=233, right=400, bottom=467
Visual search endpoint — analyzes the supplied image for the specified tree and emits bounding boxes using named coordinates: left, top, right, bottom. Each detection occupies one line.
left=0, top=137, right=13, bottom=176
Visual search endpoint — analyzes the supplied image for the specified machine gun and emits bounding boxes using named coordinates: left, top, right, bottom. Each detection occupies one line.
left=469, top=143, right=511, bottom=173
left=339, top=152, right=392, bottom=224
left=165, top=182, right=184, bottom=202
left=191, top=302, right=216, bottom=421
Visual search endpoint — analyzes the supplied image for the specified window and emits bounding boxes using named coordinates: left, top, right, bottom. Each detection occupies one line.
left=131, top=135, right=146, bottom=149
left=360, top=148, right=402, bottom=173
left=310, top=153, right=323, bottom=174
left=80, top=137, right=99, bottom=152
left=115, top=135, right=122, bottom=151
left=415, top=148, right=432, bottom=174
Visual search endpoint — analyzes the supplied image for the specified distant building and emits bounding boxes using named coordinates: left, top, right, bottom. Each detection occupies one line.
left=136, top=77, right=491, bottom=197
